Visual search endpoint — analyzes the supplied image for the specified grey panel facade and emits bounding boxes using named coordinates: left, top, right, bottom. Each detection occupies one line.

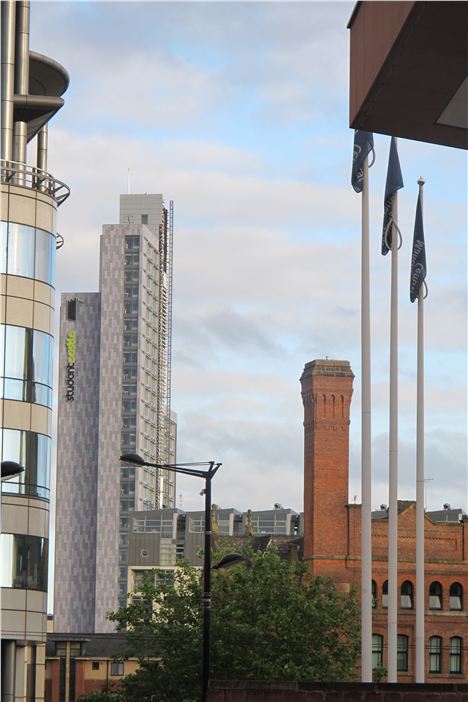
left=54, top=293, right=101, bottom=633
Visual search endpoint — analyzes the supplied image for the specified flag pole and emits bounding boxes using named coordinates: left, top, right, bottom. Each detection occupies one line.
left=361, top=153, right=372, bottom=682
left=415, top=176, right=426, bottom=683
left=387, top=141, right=399, bottom=683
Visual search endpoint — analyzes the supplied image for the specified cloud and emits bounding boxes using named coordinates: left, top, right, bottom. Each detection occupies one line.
left=31, top=2, right=466, bottom=520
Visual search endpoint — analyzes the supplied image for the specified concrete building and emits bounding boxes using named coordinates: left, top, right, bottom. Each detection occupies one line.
left=54, top=194, right=176, bottom=634
left=0, top=1, right=69, bottom=699
left=301, top=359, right=468, bottom=682
left=126, top=505, right=303, bottom=586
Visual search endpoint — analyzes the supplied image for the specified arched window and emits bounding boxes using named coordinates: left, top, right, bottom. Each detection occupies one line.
left=372, top=634, right=384, bottom=669
left=450, top=583, right=463, bottom=611
left=429, top=581, right=442, bottom=609
left=401, top=580, right=413, bottom=609
left=397, top=635, right=409, bottom=671
left=382, top=580, right=388, bottom=608
left=429, top=636, right=442, bottom=673
left=372, top=580, right=377, bottom=608
left=449, top=637, right=463, bottom=673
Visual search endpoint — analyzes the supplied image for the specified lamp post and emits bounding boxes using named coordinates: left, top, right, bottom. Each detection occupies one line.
left=1, top=461, right=24, bottom=480
left=120, top=453, right=221, bottom=702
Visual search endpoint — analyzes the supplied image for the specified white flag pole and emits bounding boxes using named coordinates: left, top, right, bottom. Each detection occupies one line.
left=415, top=177, right=426, bottom=682
left=387, top=141, right=399, bottom=683
left=361, top=154, right=373, bottom=682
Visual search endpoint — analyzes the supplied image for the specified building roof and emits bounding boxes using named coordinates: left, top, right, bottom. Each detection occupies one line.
left=46, top=633, right=130, bottom=658
left=371, top=500, right=466, bottom=523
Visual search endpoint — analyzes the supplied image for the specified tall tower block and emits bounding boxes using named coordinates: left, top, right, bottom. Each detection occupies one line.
left=300, top=360, right=354, bottom=583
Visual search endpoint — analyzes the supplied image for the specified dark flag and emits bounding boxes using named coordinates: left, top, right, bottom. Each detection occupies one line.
left=382, top=137, right=404, bottom=255
left=410, top=192, right=426, bottom=302
left=352, top=130, right=374, bottom=193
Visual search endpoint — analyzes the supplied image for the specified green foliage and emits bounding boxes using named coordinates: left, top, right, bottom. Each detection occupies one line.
left=104, top=549, right=360, bottom=702
left=76, top=690, right=124, bottom=702
left=372, top=664, right=387, bottom=683
left=211, top=548, right=360, bottom=682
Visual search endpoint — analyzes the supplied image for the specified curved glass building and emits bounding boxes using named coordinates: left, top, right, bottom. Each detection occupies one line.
left=1, top=2, right=69, bottom=699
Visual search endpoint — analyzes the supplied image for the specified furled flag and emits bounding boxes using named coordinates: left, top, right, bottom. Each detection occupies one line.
left=410, top=192, right=427, bottom=302
left=351, top=130, right=374, bottom=193
left=382, top=137, right=404, bottom=255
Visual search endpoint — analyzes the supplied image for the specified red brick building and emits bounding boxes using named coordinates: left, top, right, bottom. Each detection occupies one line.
left=300, top=359, right=468, bottom=682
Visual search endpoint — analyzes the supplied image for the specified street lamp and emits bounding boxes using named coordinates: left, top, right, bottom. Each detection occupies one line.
left=120, top=453, right=221, bottom=702
left=1, top=461, right=24, bottom=480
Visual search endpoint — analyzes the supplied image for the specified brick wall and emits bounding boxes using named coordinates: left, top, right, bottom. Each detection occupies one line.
left=300, top=358, right=468, bottom=683
left=208, top=681, right=468, bottom=701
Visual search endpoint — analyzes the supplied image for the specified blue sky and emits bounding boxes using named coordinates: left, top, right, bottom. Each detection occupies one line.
left=32, top=1, right=467, bottom=517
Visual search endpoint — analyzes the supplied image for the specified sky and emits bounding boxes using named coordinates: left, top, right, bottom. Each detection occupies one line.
left=31, top=1, right=467, bottom=519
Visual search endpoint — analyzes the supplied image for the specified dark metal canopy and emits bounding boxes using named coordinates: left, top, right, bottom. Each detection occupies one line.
left=348, top=2, right=468, bottom=150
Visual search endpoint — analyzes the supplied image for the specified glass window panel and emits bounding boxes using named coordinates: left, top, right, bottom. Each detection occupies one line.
left=69, top=643, right=81, bottom=657
left=372, top=634, right=383, bottom=669
left=55, top=643, right=66, bottom=656
left=32, top=330, right=52, bottom=386
left=110, top=662, right=124, bottom=676
left=1, top=429, right=50, bottom=498
left=27, top=536, right=48, bottom=589
left=450, top=637, right=462, bottom=673
left=0, top=534, right=47, bottom=590
left=382, top=581, right=388, bottom=608
left=0, top=221, right=7, bottom=273
left=429, top=636, right=442, bottom=673
left=4, top=325, right=27, bottom=379
left=397, top=635, right=408, bottom=671
left=401, top=581, right=413, bottom=609
left=450, top=583, right=463, bottom=610
left=35, top=228, right=55, bottom=284
left=2, top=378, right=27, bottom=402
left=0, top=534, right=15, bottom=587
left=372, top=580, right=377, bottom=608
left=7, top=224, right=35, bottom=277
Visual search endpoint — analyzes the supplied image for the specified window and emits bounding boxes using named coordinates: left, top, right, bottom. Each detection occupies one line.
left=382, top=580, right=388, bottom=608
left=141, top=214, right=148, bottom=225
left=92, top=661, right=100, bottom=671
left=372, top=580, right=377, bottom=608
left=110, top=662, right=124, bottom=676
left=429, top=636, right=442, bottom=673
left=449, top=637, right=462, bottom=673
left=67, top=299, right=77, bottom=320
left=1, top=325, right=53, bottom=408
left=397, top=635, right=409, bottom=672
left=450, top=583, right=463, bottom=611
left=0, top=428, right=51, bottom=498
left=0, top=533, right=48, bottom=590
left=1, top=222, right=56, bottom=285
left=429, top=581, right=442, bottom=609
left=55, top=642, right=67, bottom=657
left=69, top=642, right=81, bottom=657
left=372, top=634, right=383, bottom=669
left=401, top=581, right=413, bottom=609
left=125, top=236, right=140, bottom=251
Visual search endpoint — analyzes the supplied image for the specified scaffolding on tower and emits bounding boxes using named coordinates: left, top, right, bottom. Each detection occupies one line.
left=156, top=200, right=174, bottom=507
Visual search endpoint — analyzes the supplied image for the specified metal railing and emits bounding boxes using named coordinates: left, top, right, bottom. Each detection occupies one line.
left=1, top=159, right=70, bottom=206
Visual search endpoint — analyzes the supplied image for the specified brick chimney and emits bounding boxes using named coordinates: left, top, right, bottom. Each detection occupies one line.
left=300, top=359, right=354, bottom=582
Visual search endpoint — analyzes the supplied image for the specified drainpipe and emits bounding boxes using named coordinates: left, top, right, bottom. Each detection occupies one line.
left=13, top=0, right=30, bottom=182
left=1, top=0, right=16, bottom=161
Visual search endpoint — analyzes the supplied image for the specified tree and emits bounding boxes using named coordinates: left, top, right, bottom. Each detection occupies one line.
left=101, top=548, right=359, bottom=702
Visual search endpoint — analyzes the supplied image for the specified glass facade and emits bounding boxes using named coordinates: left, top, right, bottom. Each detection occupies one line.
left=0, top=533, right=48, bottom=590
left=1, top=324, right=53, bottom=408
left=0, top=428, right=51, bottom=498
left=1, top=221, right=56, bottom=285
